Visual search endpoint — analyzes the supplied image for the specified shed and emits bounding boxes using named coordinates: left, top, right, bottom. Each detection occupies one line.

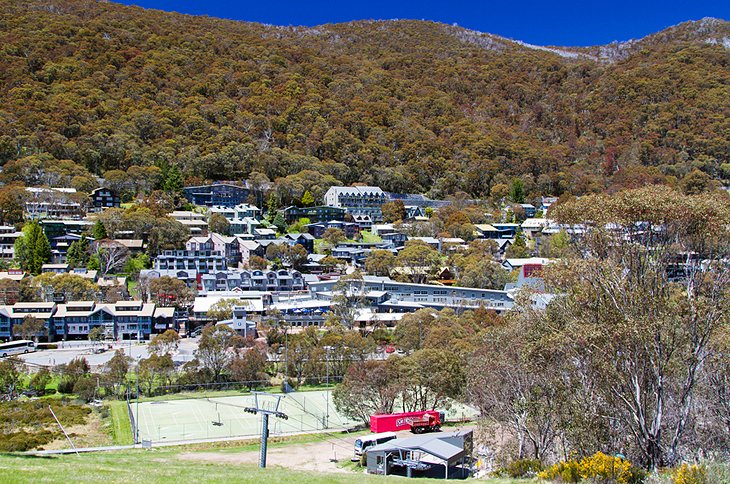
left=366, top=430, right=473, bottom=479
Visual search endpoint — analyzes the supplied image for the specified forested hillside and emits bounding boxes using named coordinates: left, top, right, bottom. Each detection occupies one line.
left=1, top=0, right=728, bottom=199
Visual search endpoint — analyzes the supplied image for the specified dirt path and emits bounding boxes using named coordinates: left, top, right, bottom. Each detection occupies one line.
left=179, top=425, right=475, bottom=474
left=180, top=435, right=358, bottom=474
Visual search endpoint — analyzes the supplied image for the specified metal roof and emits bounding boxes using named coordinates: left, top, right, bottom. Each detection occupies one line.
left=368, top=431, right=469, bottom=462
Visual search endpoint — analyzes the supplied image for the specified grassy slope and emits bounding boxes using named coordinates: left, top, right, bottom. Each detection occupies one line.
left=0, top=450, right=358, bottom=484
left=360, top=231, right=383, bottom=243
left=0, top=445, right=520, bottom=483
left=107, top=401, right=133, bottom=446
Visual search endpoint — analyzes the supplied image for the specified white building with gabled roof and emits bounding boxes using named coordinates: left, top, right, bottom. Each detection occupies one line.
left=324, top=186, right=386, bottom=222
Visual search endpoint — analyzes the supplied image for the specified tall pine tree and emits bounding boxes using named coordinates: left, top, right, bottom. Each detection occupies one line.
left=66, top=235, right=90, bottom=269
left=14, top=221, right=51, bottom=275
left=163, top=165, right=184, bottom=196
left=301, top=190, right=315, bottom=207
left=92, top=219, right=108, bottom=240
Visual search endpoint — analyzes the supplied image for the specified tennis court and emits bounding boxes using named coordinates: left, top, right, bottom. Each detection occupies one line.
left=135, top=390, right=360, bottom=443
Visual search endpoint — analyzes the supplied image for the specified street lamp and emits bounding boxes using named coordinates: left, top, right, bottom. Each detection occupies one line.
left=135, top=355, right=141, bottom=444
left=323, top=345, right=333, bottom=429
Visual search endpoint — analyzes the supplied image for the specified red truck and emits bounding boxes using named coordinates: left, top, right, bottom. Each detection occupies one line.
left=370, top=410, right=444, bottom=434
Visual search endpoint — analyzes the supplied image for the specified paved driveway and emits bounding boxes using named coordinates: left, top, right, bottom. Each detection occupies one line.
left=17, top=337, right=199, bottom=368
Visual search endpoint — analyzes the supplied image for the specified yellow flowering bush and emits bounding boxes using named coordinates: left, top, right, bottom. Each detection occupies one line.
left=538, top=451, right=644, bottom=483
left=672, top=463, right=707, bottom=484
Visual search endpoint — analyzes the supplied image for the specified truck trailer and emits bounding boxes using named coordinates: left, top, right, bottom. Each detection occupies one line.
left=370, top=410, right=444, bottom=433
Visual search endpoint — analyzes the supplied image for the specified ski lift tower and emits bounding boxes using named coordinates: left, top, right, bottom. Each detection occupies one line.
left=244, top=392, right=289, bottom=468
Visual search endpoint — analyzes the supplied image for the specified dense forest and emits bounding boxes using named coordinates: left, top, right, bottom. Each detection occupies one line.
left=0, top=0, right=728, bottom=199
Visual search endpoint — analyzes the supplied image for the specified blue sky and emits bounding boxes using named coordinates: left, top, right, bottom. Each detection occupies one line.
left=115, top=1, right=729, bottom=46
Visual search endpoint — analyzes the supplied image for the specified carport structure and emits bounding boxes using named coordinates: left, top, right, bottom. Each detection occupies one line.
left=366, top=430, right=473, bottom=479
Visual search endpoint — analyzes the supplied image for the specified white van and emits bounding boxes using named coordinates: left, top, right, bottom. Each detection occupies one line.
left=354, top=432, right=397, bottom=457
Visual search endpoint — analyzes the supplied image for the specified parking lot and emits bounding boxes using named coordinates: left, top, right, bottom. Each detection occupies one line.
left=17, top=338, right=199, bottom=368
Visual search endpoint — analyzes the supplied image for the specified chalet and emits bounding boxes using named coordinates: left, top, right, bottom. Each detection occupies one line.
left=139, top=269, right=198, bottom=288
left=229, top=217, right=262, bottom=236
left=410, top=237, right=441, bottom=251
left=540, top=196, right=558, bottom=213
left=323, top=186, right=386, bottom=222
left=0, top=300, right=176, bottom=341
left=200, top=269, right=305, bottom=293
left=252, top=227, right=277, bottom=240
left=186, top=233, right=242, bottom=268
left=371, top=224, right=395, bottom=236
left=89, top=187, right=120, bottom=211
left=405, top=205, right=426, bottom=219
left=490, top=223, right=520, bottom=239
left=191, top=292, right=269, bottom=322
left=112, top=239, right=146, bottom=255
left=209, top=204, right=261, bottom=221
left=49, top=233, right=84, bottom=263
left=474, top=224, right=500, bottom=239
left=521, top=218, right=548, bottom=238
left=183, top=183, right=251, bottom=207
left=282, top=205, right=346, bottom=224
left=384, top=192, right=451, bottom=209
left=518, top=203, right=537, bottom=218
left=25, top=187, right=84, bottom=220
left=237, top=239, right=261, bottom=263
left=41, top=263, right=69, bottom=274
left=0, top=226, right=22, bottom=260
left=502, top=257, right=551, bottom=272
left=381, top=232, right=408, bottom=248
left=306, top=221, right=360, bottom=240
left=352, top=214, right=373, bottom=230
left=281, top=233, right=315, bottom=253
left=40, top=220, right=93, bottom=242
left=153, top=249, right=227, bottom=274
left=167, top=211, right=208, bottom=236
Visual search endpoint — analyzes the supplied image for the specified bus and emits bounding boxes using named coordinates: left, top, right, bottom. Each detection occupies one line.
left=354, top=432, right=397, bottom=457
left=0, top=340, right=35, bottom=358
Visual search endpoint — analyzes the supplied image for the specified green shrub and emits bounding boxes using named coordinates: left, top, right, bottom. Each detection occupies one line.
left=57, top=378, right=75, bottom=394
left=500, top=458, right=544, bottom=478
left=0, top=399, right=90, bottom=429
left=0, top=430, right=58, bottom=452
left=705, top=461, right=730, bottom=483
left=73, top=376, right=97, bottom=402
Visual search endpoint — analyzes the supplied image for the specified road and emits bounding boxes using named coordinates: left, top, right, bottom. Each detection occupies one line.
left=17, top=337, right=200, bottom=368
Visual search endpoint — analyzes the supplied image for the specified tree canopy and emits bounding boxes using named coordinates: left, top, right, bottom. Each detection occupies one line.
left=0, top=1, right=727, bottom=201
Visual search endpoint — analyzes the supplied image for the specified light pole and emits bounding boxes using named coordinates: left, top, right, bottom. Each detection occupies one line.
left=323, top=345, right=333, bottom=429
left=135, top=355, right=141, bottom=444
left=283, top=320, right=289, bottom=384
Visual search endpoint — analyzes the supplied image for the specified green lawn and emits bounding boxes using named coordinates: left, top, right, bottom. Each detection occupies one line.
left=0, top=445, right=524, bottom=483
left=127, top=280, right=140, bottom=299
left=107, top=401, right=133, bottom=445
left=0, top=448, right=454, bottom=483
left=360, top=231, right=382, bottom=243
